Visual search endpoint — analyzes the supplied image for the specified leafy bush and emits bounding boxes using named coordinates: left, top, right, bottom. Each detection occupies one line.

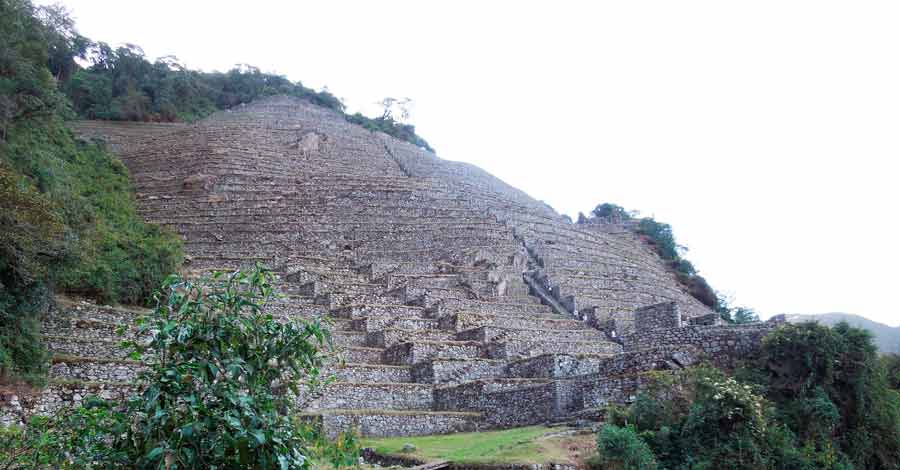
left=594, top=424, right=658, bottom=470
left=119, top=266, right=331, bottom=468
left=0, top=121, right=183, bottom=305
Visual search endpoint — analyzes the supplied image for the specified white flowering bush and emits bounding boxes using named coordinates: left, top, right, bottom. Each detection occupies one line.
left=700, top=377, right=767, bottom=435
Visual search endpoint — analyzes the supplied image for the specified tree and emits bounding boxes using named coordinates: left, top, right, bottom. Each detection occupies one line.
left=591, top=203, right=631, bottom=223
left=733, top=307, right=759, bottom=324
left=35, top=3, right=91, bottom=83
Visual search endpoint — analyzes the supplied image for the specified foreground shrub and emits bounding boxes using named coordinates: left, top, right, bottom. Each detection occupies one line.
left=121, top=266, right=332, bottom=468
left=1, top=266, right=338, bottom=469
left=594, top=424, right=658, bottom=470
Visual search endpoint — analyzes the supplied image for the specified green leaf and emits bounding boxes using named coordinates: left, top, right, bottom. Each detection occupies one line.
left=224, top=415, right=243, bottom=430
left=146, top=446, right=165, bottom=461
left=251, top=430, right=266, bottom=445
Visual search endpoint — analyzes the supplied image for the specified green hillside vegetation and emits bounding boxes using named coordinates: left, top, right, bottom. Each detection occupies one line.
left=0, top=0, right=182, bottom=383
left=594, top=322, right=900, bottom=469
left=52, top=6, right=432, bottom=151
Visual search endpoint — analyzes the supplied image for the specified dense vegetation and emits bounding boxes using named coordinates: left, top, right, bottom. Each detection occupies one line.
left=593, top=322, right=900, bottom=469
left=0, top=266, right=358, bottom=469
left=580, top=203, right=756, bottom=321
left=0, top=0, right=183, bottom=383
left=35, top=2, right=432, bottom=150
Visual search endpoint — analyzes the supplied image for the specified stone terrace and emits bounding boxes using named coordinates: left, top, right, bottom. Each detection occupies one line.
left=0, top=96, right=780, bottom=435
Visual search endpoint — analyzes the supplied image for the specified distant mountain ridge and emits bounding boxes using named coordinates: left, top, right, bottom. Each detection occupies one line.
left=785, top=313, right=900, bottom=354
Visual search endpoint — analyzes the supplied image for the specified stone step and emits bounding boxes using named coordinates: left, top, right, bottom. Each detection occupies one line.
left=455, top=326, right=605, bottom=343
left=505, top=353, right=607, bottom=379
left=436, top=298, right=554, bottom=317
left=2, top=379, right=136, bottom=425
left=325, top=318, right=354, bottom=331
left=340, top=347, right=384, bottom=364
left=308, top=409, right=480, bottom=438
left=322, top=292, right=403, bottom=309
left=42, top=317, right=136, bottom=340
left=485, top=339, right=623, bottom=359
left=330, top=363, right=413, bottom=383
left=351, top=316, right=438, bottom=333
left=431, top=379, right=560, bottom=428
left=411, top=358, right=508, bottom=384
left=295, top=280, right=382, bottom=297
left=266, top=302, right=330, bottom=319
left=331, top=331, right=368, bottom=348
left=442, top=312, right=588, bottom=332
left=331, top=304, right=427, bottom=320
left=51, top=298, right=146, bottom=324
left=44, top=335, right=128, bottom=360
left=49, top=355, right=143, bottom=382
left=383, top=341, right=483, bottom=365
left=367, top=329, right=457, bottom=348
left=410, top=287, right=541, bottom=308
left=307, top=383, right=433, bottom=411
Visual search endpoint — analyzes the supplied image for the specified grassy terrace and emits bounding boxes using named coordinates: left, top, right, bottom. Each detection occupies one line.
left=361, top=426, right=596, bottom=466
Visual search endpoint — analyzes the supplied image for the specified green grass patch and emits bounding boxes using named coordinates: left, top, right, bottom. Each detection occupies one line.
left=361, top=426, right=574, bottom=465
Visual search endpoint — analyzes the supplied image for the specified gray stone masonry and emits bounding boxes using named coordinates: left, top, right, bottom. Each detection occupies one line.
left=634, top=301, right=682, bottom=333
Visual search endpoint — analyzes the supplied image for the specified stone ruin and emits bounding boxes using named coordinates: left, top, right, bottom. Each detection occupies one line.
left=0, top=96, right=784, bottom=436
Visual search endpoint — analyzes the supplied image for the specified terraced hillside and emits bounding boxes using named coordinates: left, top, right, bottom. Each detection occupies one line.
left=1, top=96, right=781, bottom=436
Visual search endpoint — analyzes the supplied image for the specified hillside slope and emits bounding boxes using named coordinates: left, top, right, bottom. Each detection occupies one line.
left=0, top=95, right=766, bottom=437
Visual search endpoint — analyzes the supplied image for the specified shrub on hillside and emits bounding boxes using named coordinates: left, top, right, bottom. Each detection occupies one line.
left=593, top=424, right=658, bottom=470
left=591, top=203, right=631, bottom=222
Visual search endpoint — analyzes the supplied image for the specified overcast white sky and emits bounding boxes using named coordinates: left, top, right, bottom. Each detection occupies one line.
left=46, top=1, right=900, bottom=324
